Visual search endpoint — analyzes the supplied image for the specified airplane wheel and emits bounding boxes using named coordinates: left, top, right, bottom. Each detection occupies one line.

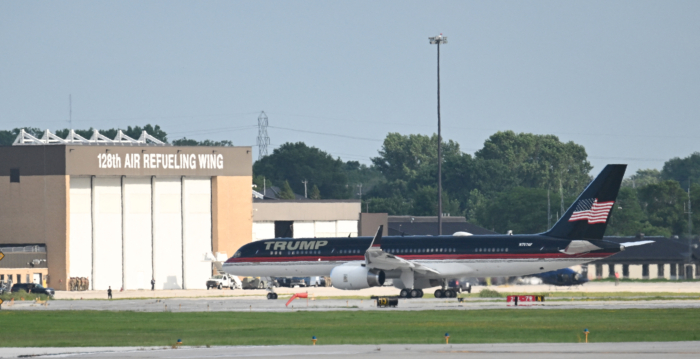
left=434, top=289, right=444, bottom=298
left=410, top=289, right=421, bottom=298
left=266, top=293, right=273, bottom=300
left=418, top=289, right=424, bottom=298
left=399, top=289, right=410, bottom=298
left=445, top=289, right=456, bottom=298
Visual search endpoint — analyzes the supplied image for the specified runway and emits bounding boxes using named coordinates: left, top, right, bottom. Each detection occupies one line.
left=2, top=342, right=700, bottom=358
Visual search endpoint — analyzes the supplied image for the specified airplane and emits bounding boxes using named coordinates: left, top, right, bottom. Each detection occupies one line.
left=530, top=268, right=588, bottom=286
left=223, top=164, right=653, bottom=299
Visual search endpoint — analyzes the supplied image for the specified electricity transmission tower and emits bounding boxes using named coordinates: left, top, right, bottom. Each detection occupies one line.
left=257, top=111, right=270, bottom=159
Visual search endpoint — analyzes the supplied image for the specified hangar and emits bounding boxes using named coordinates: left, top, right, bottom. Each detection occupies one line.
left=0, top=129, right=252, bottom=291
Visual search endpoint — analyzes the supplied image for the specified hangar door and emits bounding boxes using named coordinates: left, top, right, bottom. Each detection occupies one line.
left=153, top=178, right=183, bottom=289
left=92, top=177, right=123, bottom=290
left=69, top=177, right=93, bottom=283
left=182, top=177, right=212, bottom=289
left=122, top=177, right=152, bottom=290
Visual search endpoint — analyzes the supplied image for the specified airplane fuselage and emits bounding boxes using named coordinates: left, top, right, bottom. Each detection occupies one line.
left=223, top=234, right=622, bottom=286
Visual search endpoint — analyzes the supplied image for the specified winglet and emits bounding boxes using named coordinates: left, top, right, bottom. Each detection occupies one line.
left=368, top=225, right=383, bottom=249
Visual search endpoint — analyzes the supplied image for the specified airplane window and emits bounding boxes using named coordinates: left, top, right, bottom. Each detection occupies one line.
left=505, top=248, right=508, bottom=252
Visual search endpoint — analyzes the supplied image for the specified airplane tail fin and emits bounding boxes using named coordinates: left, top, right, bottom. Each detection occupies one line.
left=544, top=164, right=627, bottom=240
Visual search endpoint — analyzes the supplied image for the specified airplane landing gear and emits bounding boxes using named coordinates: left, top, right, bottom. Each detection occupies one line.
left=266, top=292, right=278, bottom=300
left=434, top=289, right=456, bottom=298
left=400, top=289, right=424, bottom=298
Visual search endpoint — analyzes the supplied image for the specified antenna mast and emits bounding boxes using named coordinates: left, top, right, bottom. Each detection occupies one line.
left=69, top=94, right=72, bottom=129
left=257, top=111, right=270, bottom=159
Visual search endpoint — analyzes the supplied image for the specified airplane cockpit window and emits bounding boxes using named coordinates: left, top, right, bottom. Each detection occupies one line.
left=233, top=251, right=241, bottom=258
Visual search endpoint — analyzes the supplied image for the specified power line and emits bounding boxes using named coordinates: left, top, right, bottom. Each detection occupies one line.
left=267, top=125, right=382, bottom=142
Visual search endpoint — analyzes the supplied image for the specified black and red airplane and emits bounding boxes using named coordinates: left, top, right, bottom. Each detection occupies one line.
left=223, top=164, right=652, bottom=298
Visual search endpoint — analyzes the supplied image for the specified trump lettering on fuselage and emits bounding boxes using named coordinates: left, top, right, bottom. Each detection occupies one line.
left=264, top=240, right=328, bottom=251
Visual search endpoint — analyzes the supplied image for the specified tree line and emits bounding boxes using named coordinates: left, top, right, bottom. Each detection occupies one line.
left=254, top=131, right=700, bottom=238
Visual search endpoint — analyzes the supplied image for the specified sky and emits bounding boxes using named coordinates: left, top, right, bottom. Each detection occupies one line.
left=1, top=1, right=699, bottom=175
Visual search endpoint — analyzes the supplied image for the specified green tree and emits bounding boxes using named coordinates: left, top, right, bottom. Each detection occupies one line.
left=0, top=128, right=43, bottom=146
left=310, top=185, right=321, bottom=200
left=278, top=180, right=296, bottom=199
left=476, top=187, right=551, bottom=234
left=638, top=180, right=687, bottom=235
left=252, top=175, right=273, bottom=194
left=622, top=169, right=661, bottom=188
left=606, top=187, right=670, bottom=236
left=474, top=131, right=592, bottom=196
left=410, top=186, right=461, bottom=217
left=371, top=133, right=461, bottom=182
left=365, top=195, right=413, bottom=215
left=662, top=152, right=700, bottom=190
left=254, top=142, right=351, bottom=199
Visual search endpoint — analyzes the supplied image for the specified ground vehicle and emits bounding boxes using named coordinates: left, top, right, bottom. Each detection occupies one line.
left=305, top=276, right=326, bottom=287
left=11, top=283, right=55, bottom=296
left=241, top=277, right=271, bottom=289
left=206, top=274, right=241, bottom=290
left=447, top=279, right=472, bottom=293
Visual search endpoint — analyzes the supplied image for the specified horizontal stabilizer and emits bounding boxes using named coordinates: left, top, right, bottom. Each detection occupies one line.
left=620, top=240, right=655, bottom=248
left=559, top=240, right=603, bottom=255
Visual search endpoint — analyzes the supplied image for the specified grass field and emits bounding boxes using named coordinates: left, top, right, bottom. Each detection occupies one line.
left=1, top=309, right=699, bottom=347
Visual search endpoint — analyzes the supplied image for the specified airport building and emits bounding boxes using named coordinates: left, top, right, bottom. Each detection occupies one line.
left=0, top=130, right=252, bottom=291
left=252, top=199, right=361, bottom=241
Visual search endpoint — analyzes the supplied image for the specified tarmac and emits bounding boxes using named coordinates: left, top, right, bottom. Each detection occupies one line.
left=51, top=281, right=700, bottom=300
left=2, top=342, right=700, bottom=358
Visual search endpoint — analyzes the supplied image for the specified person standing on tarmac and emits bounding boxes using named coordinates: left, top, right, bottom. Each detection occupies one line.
left=107, top=286, right=112, bottom=300
left=151, top=278, right=155, bottom=291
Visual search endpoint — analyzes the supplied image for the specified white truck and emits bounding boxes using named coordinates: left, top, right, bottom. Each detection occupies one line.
left=206, top=274, right=242, bottom=290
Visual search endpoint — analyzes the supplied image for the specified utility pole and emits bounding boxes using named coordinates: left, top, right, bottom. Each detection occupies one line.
left=687, top=180, right=693, bottom=269
left=356, top=183, right=363, bottom=200
left=548, top=189, right=551, bottom=228
left=301, top=179, right=308, bottom=199
left=429, top=33, right=447, bottom=235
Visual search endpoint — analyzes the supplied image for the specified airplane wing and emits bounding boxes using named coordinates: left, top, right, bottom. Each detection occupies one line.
left=364, top=226, right=440, bottom=275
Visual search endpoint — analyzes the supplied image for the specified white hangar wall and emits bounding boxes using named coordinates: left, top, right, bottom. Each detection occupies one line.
left=68, top=176, right=213, bottom=290
left=252, top=200, right=361, bottom=241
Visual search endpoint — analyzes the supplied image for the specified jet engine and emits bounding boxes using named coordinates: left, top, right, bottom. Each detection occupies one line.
left=330, top=264, right=385, bottom=290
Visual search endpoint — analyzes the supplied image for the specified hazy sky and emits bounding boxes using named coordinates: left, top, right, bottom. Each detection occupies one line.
left=1, top=1, right=698, bottom=175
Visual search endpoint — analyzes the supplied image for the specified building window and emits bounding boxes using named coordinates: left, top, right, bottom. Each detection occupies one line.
left=0, top=274, right=4, bottom=281
left=10, top=168, right=20, bottom=183
left=17, top=274, right=21, bottom=283
left=658, top=264, right=665, bottom=278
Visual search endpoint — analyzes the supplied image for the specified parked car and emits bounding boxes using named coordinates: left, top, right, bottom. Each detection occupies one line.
left=274, top=277, right=307, bottom=288
left=448, top=279, right=472, bottom=293
left=242, top=277, right=271, bottom=289
left=206, top=274, right=241, bottom=290
left=11, top=283, right=55, bottom=297
left=304, top=276, right=326, bottom=287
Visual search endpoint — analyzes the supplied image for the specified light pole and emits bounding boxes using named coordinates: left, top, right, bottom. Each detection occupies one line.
left=429, top=33, right=447, bottom=235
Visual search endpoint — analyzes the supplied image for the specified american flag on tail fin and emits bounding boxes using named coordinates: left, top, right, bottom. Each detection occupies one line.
left=568, top=198, right=614, bottom=224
